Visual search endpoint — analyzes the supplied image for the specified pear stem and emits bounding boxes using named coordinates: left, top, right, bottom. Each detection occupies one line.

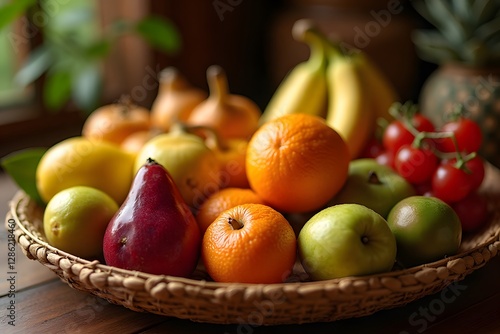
left=228, top=217, right=244, bottom=230
left=361, top=236, right=369, bottom=245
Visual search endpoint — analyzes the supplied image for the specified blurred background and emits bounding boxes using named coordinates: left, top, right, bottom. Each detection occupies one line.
left=0, top=0, right=435, bottom=159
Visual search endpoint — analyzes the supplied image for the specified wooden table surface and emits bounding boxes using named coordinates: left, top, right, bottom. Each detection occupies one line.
left=1, top=169, right=500, bottom=334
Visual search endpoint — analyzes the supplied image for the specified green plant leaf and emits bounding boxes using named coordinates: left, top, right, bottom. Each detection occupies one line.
left=84, top=39, right=111, bottom=59
left=72, top=64, right=102, bottom=114
left=0, top=0, right=36, bottom=31
left=1, top=147, right=47, bottom=206
left=413, top=0, right=448, bottom=34
left=15, top=46, right=53, bottom=86
left=452, top=0, right=474, bottom=26
left=412, top=30, right=461, bottom=64
left=135, top=16, right=181, bottom=53
left=473, top=0, right=499, bottom=25
left=43, top=69, right=72, bottom=111
left=476, top=15, right=500, bottom=43
left=49, top=7, right=94, bottom=31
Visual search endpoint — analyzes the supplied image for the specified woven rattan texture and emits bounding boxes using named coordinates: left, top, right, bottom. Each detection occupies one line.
left=7, top=191, right=500, bottom=325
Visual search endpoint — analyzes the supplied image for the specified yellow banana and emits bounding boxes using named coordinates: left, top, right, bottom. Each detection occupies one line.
left=259, top=19, right=328, bottom=125
left=325, top=49, right=374, bottom=159
left=356, top=52, right=400, bottom=124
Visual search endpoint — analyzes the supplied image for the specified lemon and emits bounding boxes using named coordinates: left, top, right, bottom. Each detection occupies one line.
left=43, top=186, right=119, bottom=258
left=36, top=136, right=135, bottom=205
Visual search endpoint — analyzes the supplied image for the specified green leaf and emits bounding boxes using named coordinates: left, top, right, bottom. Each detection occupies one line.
left=43, top=69, right=72, bottom=111
left=428, top=0, right=469, bottom=42
left=412, top=30, right=461, bottom=64
left=473, top=0, right=499, bottom=25
left=15, top=46, right=53, bottom=86
left=452, top=0, right=474, bottom=26
left=1, top=147, right=47, bottom=206
left=83, top=39, right=111, bottom=59
left=71, top=64, right=102, bottom=114
left=135, top=16, right=181, bottom=53
left=413, top=0, right=449, bottom=33
left=0, top=0, right=36, bottom=31
left=49, top=7, right=94, bottom=31
left=476, top=15, right=500, bottom=43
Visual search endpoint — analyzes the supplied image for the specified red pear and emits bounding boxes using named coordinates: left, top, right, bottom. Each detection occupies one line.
left=103, top=158, right=201, bottom=277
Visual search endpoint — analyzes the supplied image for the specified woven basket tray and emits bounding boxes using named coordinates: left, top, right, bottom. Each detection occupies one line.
left=6, top=187, right=500, bottom=325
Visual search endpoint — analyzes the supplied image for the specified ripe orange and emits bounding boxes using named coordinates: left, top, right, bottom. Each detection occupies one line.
left=196, top=187, right=265, bottom=234
left=202, top=203, right=297, bottom=283
left=210, top=138, right=250, bottom=189
left=246, top=114, right=350, bottom=213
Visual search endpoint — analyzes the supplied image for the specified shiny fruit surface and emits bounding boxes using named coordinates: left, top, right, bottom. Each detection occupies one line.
left=202, top=203, right=296, bottom=283
left=36, top=137, right=135, bottom=205
left=387, top=196, right=462, bottom=267
left=43, top=186, right=118, bottom=259
left=298, top=204, right=397, bottom=280
left=247, top=114, right=349, bottom=213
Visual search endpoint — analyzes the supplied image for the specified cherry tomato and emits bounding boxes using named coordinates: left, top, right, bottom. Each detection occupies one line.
left=431, top=161, right=472, bottom=203
left=452, top=192, right=489, bottom=233
left=394, top=144, right=438, bottom=184
left=382, top=114, right=435, bottom=153
left=360, top=137, right=385, bottom=159
left=465, top=156, right=485, bottom=191
left=446, top=155, right=485, bottom=191
left=435, top=117, right=483, bottom=153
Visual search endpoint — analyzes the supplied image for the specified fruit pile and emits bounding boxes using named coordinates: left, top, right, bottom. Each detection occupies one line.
left=363, top=101, right=490, bottom=233
left=2, top=19, right=492, bottom=285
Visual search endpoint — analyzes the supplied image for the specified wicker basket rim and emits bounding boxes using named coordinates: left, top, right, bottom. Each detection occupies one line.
left=9, top=190, right=500, bottom=289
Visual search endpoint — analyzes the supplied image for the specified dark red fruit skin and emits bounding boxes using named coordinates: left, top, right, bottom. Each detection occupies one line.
left=103, top=159, right=201, bottom=277
left=452, top=192, right=490, bottom=233
left=394, top=145, right=438, bottom=185
left=431, top=163, right=472, bottom=204
left=435, top=118, right=483, bottom=154
left=464, top=156, right=485, bottom=191
left=382, top=115, right=435, bottom=154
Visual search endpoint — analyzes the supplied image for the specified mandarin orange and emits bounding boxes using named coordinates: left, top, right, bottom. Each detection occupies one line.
left=196, top=187, right=265, bottom=234
left=246, top=114, right=350, bottom=213
left=202, top=203, right=297, bottom=284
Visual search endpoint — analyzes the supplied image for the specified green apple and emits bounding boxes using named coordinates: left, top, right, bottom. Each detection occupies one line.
left=297, top=204, right=397, bottom=280
left=387, top=196, right=462, bottom=268
left=331, top=158, right=416, bottom=218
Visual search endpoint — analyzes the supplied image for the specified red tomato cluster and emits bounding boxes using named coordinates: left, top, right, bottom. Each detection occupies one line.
left=362, top=109, right=489, bottom=232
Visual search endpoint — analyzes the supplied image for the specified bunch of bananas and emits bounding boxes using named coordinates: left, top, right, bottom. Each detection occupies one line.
left=261, top=19, right=400, bottom=159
